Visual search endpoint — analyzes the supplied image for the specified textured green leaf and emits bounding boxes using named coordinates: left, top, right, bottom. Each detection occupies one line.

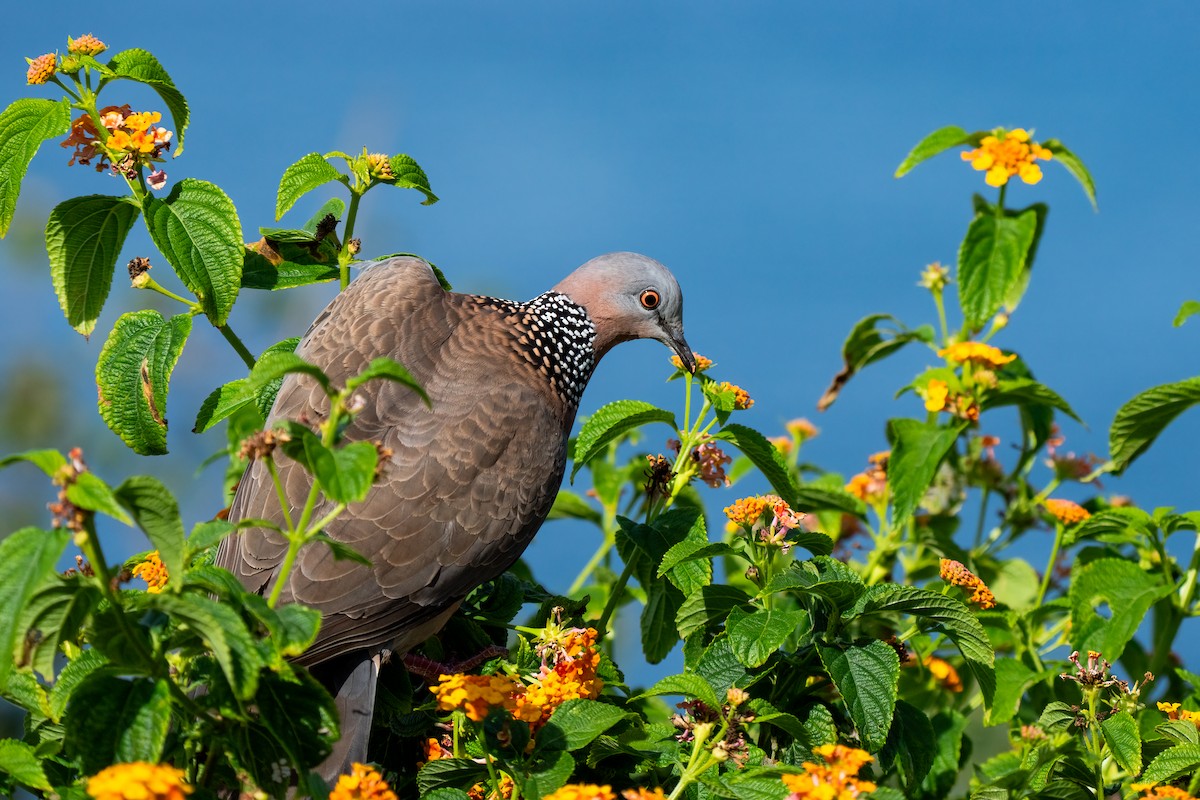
left=920, top=710, right=969, bottom=798
left=0, top=739, right=51, bottom=791
left=1040, top=138, right=1097, bottom=209
left=187, top=520, right=236, bottom=556
left=64, top=675, right=172, bottom=772
left=1099, top=711, right=1140, bottom=775
left=102, top=49, right=189, bottom=156
left=0, top=448, right=67, bottom=477
left=983, top=378, right=1081, bottom=423
left=142, top=178, right=243, bottom=324
left=193, top=377, right=254, bottom=433
left=240, top=248, right=341, bottom=290
left=417, top=759, right=488, bottom=794
left=1138, top=742, right=1200, bottom=785
left=817, top=639, right=900, bottom=751
left=143, top=592, right=262, bottom=698
left=345, top=356, right=429, bottom=405
left=571, top=400, right=676, bottom=480
left=658, top=541, right=738, bottom=578
left=21, top=580, right=101, bottom=681
left=280, top=427, right=378, bottom=505
left=675, top=585, right=752, bottom=641
left=887, top=418, right=964, bottom=530
left=764, top=557, right=866, bottom=611
left=1109, top=377, right=1200, bottom=474
left=250, top=351, right=331, bottom=396
left=65, top=472, right=132, bottom=524
left=712, top=423, right=800, bottom=506
left=252, top=338, right=302, bottom=417
left=48, top=648, right=109, bottom=721
left=1174, top=300, right=1200, bottom=327
left=253, top=668, right=337, bottom=769
left=1069, top=558, right=1174, bottom=659
left=726, top=606, right=809, bottom=667
left=96, top=310, right=192, bottom=454
left=631, top=673, right=720, bottom=710
left=957, top=207, right=1038, bottom=328
left=276, top=153, right=344, bottom=219
left=1038, top=701, right=1077, bottom=732
left=115, top=475, right=185, bottom=587
left=819, top=313, right=935, bottom=410
left=894, top=126, right=975, bottom=177
left=547, top=490, right=602, bottom=524
left=46, top=195, right=140, bottom=336
left=880, top=700, right=936, bottom=791
left=522, top=749, right=575, bottom=798
left=0, top=528, right=70, bottom=687
left=0, top=98, right=71, bottom=238
left=985, top=657, right=1040, bottom=725
left=537, top=699, right=627, bottom=752
left=385, top=153, right=439, bottom=204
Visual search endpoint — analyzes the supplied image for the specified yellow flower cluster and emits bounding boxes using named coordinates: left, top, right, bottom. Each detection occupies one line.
left=924, top=379, right=950, bottom=413
left=1157, top=701, right=1200, bottom=727
left=329, top=763, right=398, bottom=800
left=671, top=352, right=713, bottom=372
left=468, top=773, right=516, bottom=800
left=68, top=33, right=107, bottom=56
left=1044, top=498, right=1090, bottom=525
left=514, top=628, right=604, bottom=726
left=923, top=656, right=963, bottom=693
left=716, top=381, right=754, bottom=410
left=26, top=53, right=56, bottom=85
left=939, top=558, right=996, bottom=610
left=543, top=786, right=616, bottom=800
left=1131, top=785, right=1198, bottom=800
left=87, top=762, right=191, bottom=800
left=431, top=673, right=523, bottom=722
left=960, top=128, right=1053, bottom=187
left=107, top=111, right=172, bottom=156
left=132, top=551, right=169, bottom=593
left=845, top=451, right=889, bottom=504
left=724, top=494, right=778, bottom=527
left=938, top=342, right=1016, bottom=368
left=781, top=744, right=876, bottom=799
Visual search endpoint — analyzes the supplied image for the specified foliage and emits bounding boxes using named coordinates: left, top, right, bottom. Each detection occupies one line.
left=2, top=38, right=1200, bottom=800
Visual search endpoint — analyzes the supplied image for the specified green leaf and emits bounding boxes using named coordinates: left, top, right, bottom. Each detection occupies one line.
left=142, top=592, right=262, bottom=699
left=417, top=759, right=488, bottom=795
left=250, top=351, right=331, bottom=396
left=46, top=195, right=141, bottom=336
left=312, top=533, right=372, bottom=566
left=0, top=448, right=67, bottom=477
left=1040, top=139, right=1097, bottom=210
left=522, top=749, right=575, bottom=799
left=860, top=584, right=995, bottom=705
left=1, top=670, right=49, bottom=722
left=1069, top=558, right=1174, bottom=660
left=818, top=314, right=935, bottom=410
left=1138, top=742, right=1200, bottom=785
left=817, top=639, right=900, bottom=752
left=102, top=49, right=189, bottom=156
left=983, top=378, right=1082, bottom=423
left=957, top=206, right=1039, bottom=329
left=96, top=310, right=192, bottom=455
left=1174, top=300, right=1200, bottom=327
left=0, top=739, right=51, bottom=791
left=386, top=154, right=439, bottom=204
left=881, top=700, right=936, bottom=791
left=712, top=423, right=800, bottom=506
left=21, top=580, right=101, bottom=681
left=253, top=668, right=338, bottom=770
left=240, top=248, right=340, bottom=291
left=1109, top=377, right=1200, bottom=474
left=345, top=356, right=430, bottom=405
left=0, top=98, right=71, bottom=238
left=764, top=557, right=866, bottom=611
left=985, top=657, right=1041, bottom=725
left=63, top=675, right=172, bottom=772
left=276, top=153, right=344, bottom=220
left=547, top=490, right=602, bottom=524
left=280, top=429, right=378, bottom=505
left=631, top=673, right=721, bottom=711
left=252, top=338, right=302, bottom=417
left=65, top=472, right=132, bottom=524
left=571, top=400, right=676, bottom=480
left=726, top=606, right=809, bottom=667
left=115, top=476, right=185, bottom=588
left=675, top=585, right=753, bottom=641
left=1038, top=701, right=1077, bottom=732
left=792, top=485, right=866, bottom=518
left=48, top=648, right=109, bottom=721
left=536, top=699, right=627, bottom=752
left=0, top=528, right=71, bottom=687
left=887, top=418, right=965, bottom=529
left=920, top=710, right=969, bottom=798
left=1099, top=711, right=1140, bottom=775
left=894, top=126, right=975, bottom=177
left=142, top=178, right=243, bottom=324
left=193, top=378, right=254, bottom=433
left=187, top=520, right=236, bottom=557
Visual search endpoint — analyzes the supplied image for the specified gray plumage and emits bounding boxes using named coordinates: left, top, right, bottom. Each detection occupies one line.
left=215, top=252, right=693, bottom=781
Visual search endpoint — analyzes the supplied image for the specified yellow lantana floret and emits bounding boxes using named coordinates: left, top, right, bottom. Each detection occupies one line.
left=939, top=341, right=1017, bottom=368
left=87, top=762, right=191, bottom=800
left=961, top=128, right=1053, bottom=187
left=1044, top=498, right=1091, bottom=525
left=924, top=379, right=950, bottom=412
left=431, top=673, right=521, bottom=721
left=542, top=784, right=617, bottom=800
left=132, top=551, right=169, bottom=593
left=68, top=34, right=107, bottom=56
left=329, top=763, right=398, bottom=800
left=781, top=744, right=876, bottom=799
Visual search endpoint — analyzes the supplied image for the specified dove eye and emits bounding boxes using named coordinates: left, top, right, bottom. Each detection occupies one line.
left=640, top=289, right=661, bottom=310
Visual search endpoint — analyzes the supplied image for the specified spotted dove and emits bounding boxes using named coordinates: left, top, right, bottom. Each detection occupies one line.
left=215, top=252, right=694, bottom=781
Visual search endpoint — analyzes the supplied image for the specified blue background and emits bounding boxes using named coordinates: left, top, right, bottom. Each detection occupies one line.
left=2, top=2, right=1198, bottom=715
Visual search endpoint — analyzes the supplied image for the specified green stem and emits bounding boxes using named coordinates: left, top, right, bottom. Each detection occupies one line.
left=308, top=503, right=348, bottom=536
left=267, top=537, right=302, bottom=609
left=973, top=488, right=991, bottom=549
left=997, top=182, right=1008, bottom=216
left=568, top=532, right=614, bottom=596
left=596, top=554, right=637, bottom=635
left=338, top=190, right=364, bottom=290
left=265, top=458, right=296, bottom=533
left=52, top=76, right=82, bottom=102
left=218, top=324, right=257, bottom=369
left=1035, top=522, right=1064, bottom=607
left=138, top=276, right=197, bottom=307
left=933, top=290, right=950, bottom=346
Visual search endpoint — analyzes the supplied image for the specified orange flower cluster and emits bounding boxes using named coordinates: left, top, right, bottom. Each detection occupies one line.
left=922, top=378, right=981, bottom=422
left=939, top=558, right=996, bottom=610
left=514, top=627, right=604, bottom=726
left=845, top=451, right=888, bottom=504
left=329, top=763, right=398, bottom=800
left=469, top=773, right=516, bottom=800
left=1131, top=785, right=1198, bottom=800
left=1044, top=498, right=1090, bottom=525
left=672, top=352, right=713, bottom=373
left=132, top=551, right=169, bottom=593
left=61, top=104, right=173, bottom=187
left=541, top=786, right=665, bottom=800
left=923, top=656, right=963, bottom=693
left=68, top=33, right=107, bottom=56
left=960, top=128, right=1053, bottom=187
left=781, top=744, right=876, bottom=800
left=431, top=673, right=523, bottom=722
left=716, top=381, right=754, bottom=410
left=86, top=762, right=191, bottom=800
left=938, top=341, right=1016, bottom=368
left=26, top=53, right=56, bottom=85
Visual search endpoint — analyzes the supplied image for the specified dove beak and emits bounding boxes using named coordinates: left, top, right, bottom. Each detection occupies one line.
left=664, top=329, right=697, bottom=374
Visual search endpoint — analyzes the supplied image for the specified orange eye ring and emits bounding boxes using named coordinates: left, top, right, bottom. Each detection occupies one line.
left=640, top=289, right=661, bottom=310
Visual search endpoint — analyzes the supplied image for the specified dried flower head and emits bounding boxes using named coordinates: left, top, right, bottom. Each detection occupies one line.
left=238, top=428, right=292, bottom=462
left=671, top=352, right=712, bottom=373
left=781, top=744, right=876, bottom=799
left=644, top=454, right=673, bottom=500
left=86, top=762, right=191, bottom=800
left=939, top=558, right=996, bottom=610
left=693, top=441, right=731, bottom=488
left=26, top=53, right=56, bottom=85
left=329, top=762, right=398, bottom=800
left=938, top=341, right=1017, bottom=368
left=1044, top=498, right=1091, bottom=525
left=918, top=261, right=951, bottom=292
left=1060, top=649, right=1122, bottom=690
left=132, top=551, right=169, bottom=593
left=68, top=34, right=107, bottom=56
left=960, top=128, right=1053, bottom=187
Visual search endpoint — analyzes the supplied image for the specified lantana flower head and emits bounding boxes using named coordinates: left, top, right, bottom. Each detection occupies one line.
left=781, top=744, right=876, bottom=800
left=716, top=381, right=754, bottom=410
left=542, top=784, right=617, bottom=800
left=61, top=103, right=173, bottom=187
left=923, top=379, right=950, bottom=412
left=786, top=418, right=819, bottom=441
left=132, top=551, right=169, bottom=593
left=68, top=34, right=107, bottom=56
left=845, top=451, right=888, bottom=504
left=724, top=494, right=805, bottom=550
left=960, top=128, right=1053, bottom=187
left=26, top=53, right=57, bottom=85
left=86, top=762, right=191, bottom=800
left=328, top=763, right=398, bottom=800
left=692, top=440, right=731, bottom=488
left=918, top=261, right=951, bottom=292
left=671, top=352, right=712, bottom=373
left=431, top=673, right=522, bottom=721
left=1044, top=498, right=1090, bottom=525
left=513, top=626, right=604, bottom=726
left=939, top=558, right=996, bottom=610
left=1131, top=786, right=1199, bottom=800
left=923, top=656, right=963, bottom=693
left=939, top=341, right=1017, bottom=368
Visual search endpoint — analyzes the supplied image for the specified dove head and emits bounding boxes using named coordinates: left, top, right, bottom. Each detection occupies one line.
left=552, top=252, right=696, bottom=373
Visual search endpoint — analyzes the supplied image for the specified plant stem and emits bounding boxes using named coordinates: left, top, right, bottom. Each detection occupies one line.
left=569, top=532, right=614, bottom=596
left=338, top=190, right=364, bottom=290
left=1035, top=522, right=1064, bottom=607
left=973, top=488, right=990, bottom=549
left=596, top=554, right=637, bottom=635
left=218, top=324, right=257, bottom=369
